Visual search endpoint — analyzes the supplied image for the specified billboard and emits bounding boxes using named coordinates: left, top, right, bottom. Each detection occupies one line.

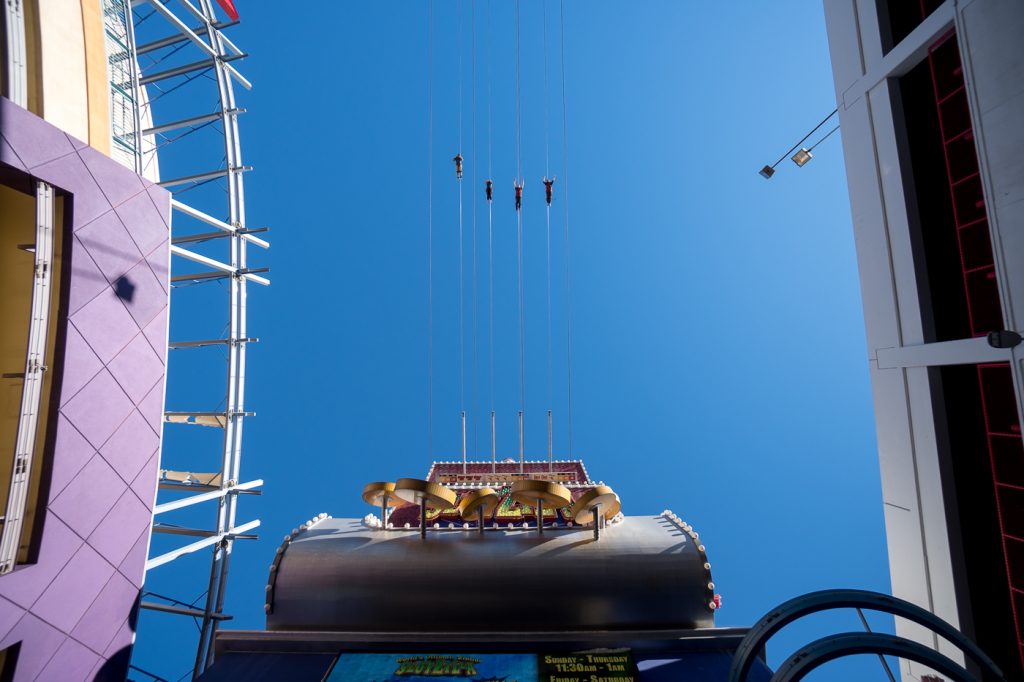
left=326, top=652, right=639, bottom=682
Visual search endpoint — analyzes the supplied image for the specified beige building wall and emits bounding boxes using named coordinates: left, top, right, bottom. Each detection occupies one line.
left=16, top=0, right=110, bottom=154
left=81, top=0, right=110, bottom=155
left=36, top=0, right=88, bottom=141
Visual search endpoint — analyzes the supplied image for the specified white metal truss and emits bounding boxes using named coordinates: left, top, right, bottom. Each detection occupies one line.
left=126, top=1, right=267, bottom=678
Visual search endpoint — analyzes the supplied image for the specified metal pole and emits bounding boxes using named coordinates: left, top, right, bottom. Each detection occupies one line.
left=196, top=0, right=249, bottom=672
left=420, top=499, right=427, bottom=540
left=193, top=541, right=221, bottom=676
left=478, top=505, right=485, bottom=535
left=518, top=410, right=524, bottom=473
left=537, top=498, right=544, bottom=534
left=547, top=410, right=552, bottom=471
left=856, top=608, right=897, bottom=682
left=592, top=505, right=600, bottom=541
left=204, top=539, right=231, bottom=670
left=381, top=496, right=387, bottom=530
left=491, top=410, right=496, bottom=474
left=461, top=410, right=467, bottom=474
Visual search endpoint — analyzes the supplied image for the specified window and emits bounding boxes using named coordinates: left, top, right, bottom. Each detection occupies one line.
left=0, top=170, right=64, bottom=573
left=877, top=0, right=945, bottom=54
left=0, top=642, right=20, bottom=682
left=1, top=0, right=43, bottom=114
left=896, top=32, right=1002, bottom=343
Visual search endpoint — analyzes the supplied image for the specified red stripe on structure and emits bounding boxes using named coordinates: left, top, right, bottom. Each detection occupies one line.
left=926, top=26, right=1023, bottom=670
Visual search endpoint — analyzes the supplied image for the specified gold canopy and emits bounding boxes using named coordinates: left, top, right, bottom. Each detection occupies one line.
left=510, top=479, right=572, bottom=508
left=572, top=485, right=621, bottom=524
left=457, top=487, right=500, bottom=519
left=393, top=478, right=457, bottom=509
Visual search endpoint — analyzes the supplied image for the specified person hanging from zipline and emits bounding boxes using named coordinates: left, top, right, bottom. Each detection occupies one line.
left=514, top=180, right=524, bottom=211
left=542, top=176, right=556, bottom=206
left=453, top=153, right=464, bottom=180
left=485, top=179, right=493, bottom=202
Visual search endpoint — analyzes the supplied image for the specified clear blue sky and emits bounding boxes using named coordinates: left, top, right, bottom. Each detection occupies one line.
left=132, top=2, right=894, bottom=680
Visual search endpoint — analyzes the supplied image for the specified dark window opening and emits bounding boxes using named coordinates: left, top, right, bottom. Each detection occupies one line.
left=932, top=363, right=1024, bottom=679
left=903, top=28, right=1023, bottom=676
left=896, top=32, right=1003, bottom=342
left=0, top=642, right=19, bottom=682
left=877, top=0, right=945, bottom=54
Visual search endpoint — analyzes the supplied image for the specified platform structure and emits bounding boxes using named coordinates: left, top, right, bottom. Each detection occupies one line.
left=122, top=1, right=267, bottom=679
left=197, top=460, right=766, bottom=681
left=386, top=460, right=600, bottom=529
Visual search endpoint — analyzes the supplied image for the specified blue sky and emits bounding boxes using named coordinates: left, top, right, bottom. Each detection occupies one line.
left=131, top=2, right=894, bottom=680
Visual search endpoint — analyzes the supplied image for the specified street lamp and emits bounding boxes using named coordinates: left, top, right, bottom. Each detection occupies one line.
left=759, top=108, right=838, bottom=179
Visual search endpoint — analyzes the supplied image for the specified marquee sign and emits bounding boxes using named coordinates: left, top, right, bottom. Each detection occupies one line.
left=326, top=652, right=639, bottom=682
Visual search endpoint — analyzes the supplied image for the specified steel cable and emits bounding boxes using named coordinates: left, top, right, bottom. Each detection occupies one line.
left=427, top=0, right=435, bottom=457
left=559, top=0, right=574, bottom=456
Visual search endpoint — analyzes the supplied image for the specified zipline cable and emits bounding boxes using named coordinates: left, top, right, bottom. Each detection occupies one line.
left=542, top=0, right=554, bottom=469
left=486, top=0, right=495, bottom=472
left=457, top=0, right=466, bottom=471
left=426, top=0, right=434, bottom=457
left=559, top=0, right=574, bottom=457
left=515, top=1, right=523, bottom=183
left=515, top=0, right=526, bottom=465
left=470, top=0, right=479, bottom=458
left=809, top=124, right=841, bottom=152
left=458, top=0, right=466, bottom=419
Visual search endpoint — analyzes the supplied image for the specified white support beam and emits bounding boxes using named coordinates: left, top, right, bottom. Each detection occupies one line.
left=172, top=227, right=269, bottom=249
left=170, top=244, right=235, bottom=273
left=136, top=20, right=236, bottom=55
left=876, top=336, right=1013, bottom=370
left=169, top=337, right=258, bottom=349
left=170, top=245, right=270, bottom=285
left=170, top=199, right=268, bottom=247
left=840, top=2, right=955, bottom=108
left=172, top=268, right=270, bottom=284
left=144, top=109, right=243, bottom=137
left=139, top=0, right=251, bottom=89
left=139, top=55, right=244, bottom=86
left=139, top=601, right=233, bottom=620
left=171, top=198, right=234, bottom=230
left=175, top=0, right=245, bottom=57
left=153, top=525, right=218, bottom=538
left=154, top=479, right=263, bottom=515
left=170, top=244, right=233, bottom=271
left=146, top=519, right=260, bottom=571
left=163, top=410, right=254, bottom=428
left=159, top=165, right=251, bottom=188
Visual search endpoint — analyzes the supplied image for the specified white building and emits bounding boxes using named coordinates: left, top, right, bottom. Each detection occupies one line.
left=822, top=0, right=1024, bottom=679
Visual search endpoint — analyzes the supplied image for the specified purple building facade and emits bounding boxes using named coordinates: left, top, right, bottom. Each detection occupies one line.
left=0, top=97, right=169, bottom=680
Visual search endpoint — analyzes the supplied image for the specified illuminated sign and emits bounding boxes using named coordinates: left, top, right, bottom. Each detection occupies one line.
left=328, top=653, right=534, bottom=681
left=538, top=653, right=637, bottom=680
left=436, top=472, right=578, bottom=484
left=388, top=486, right=583, bottom=526
left=326, top=652, right=638, bottom=682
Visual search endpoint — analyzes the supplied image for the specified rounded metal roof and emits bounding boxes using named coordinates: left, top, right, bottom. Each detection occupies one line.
left=266, top=514, right=715, bottom=633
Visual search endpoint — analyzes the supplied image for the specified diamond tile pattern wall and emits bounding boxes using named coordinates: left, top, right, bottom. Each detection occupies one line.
left=0, top=97, right=169, bottom=681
